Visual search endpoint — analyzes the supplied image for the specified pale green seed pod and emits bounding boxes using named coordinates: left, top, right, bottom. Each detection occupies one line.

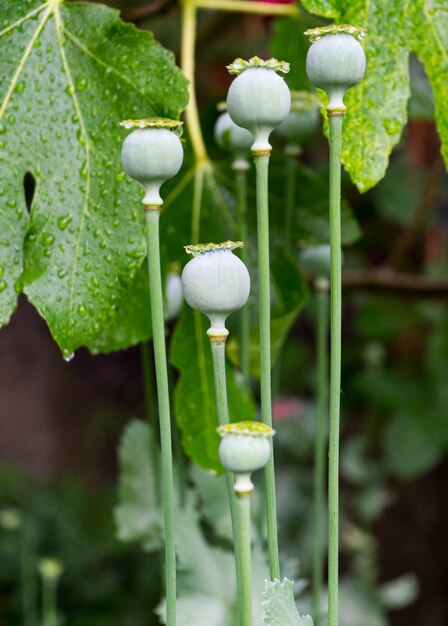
left=217, top=421, right=275, bottom=495
left=300, top=244, right=331, bottom=278
left=227, top=57, right=291, bottom=153
left=182, top=241, right=250, bottom=339
left=214, top=112, right=253, bottom=170
left=38, top=558, right=64, bottom=583
left=276, top=91, right=320, bottom=155
left=120, top=118, right=184, bottom=206
left=165, top=271, right=183, bottom=321
left=305, top=25, right=366, bottom=112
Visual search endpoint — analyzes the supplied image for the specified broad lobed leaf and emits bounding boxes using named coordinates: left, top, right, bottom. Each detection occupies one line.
left=0, top=0, right=188, bottom=355
left=295, top=0, right=448, bottom=191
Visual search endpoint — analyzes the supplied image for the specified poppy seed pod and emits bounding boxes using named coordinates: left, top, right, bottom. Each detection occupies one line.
left=227, top=57, right=291, bottom=154
left=300, top=244, right=331, bottom=278
left=217, top=421, right=275, bottom=495
left=120, top=118, right=184, bottom=206
left=214, top=112, right=253, bottom=170
left=182, top=241, right=250, bottom=339
left=305, top=25, right=366, bottom=112
left=165, top=270, right=183, bottom=321
left=276, top=91, right=320, bottom=155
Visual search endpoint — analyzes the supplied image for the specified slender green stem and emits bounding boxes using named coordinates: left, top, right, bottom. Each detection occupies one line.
left=210, top=340, right=244, bottom=620
left=167, top=364, right=188, bottom=508
left=312, top=284, right=329, bottom=626
left=284, top=155, right=298, bottom=257
left=235, top=169, right=250, bottom=384
left=20, top=525, right=36, bottom=626
left=140, top=341, right=161, bottom=505
left=236, top=494, right=252, bottom=626
left=42, top=581, right=58, bottom=626
left=327, top=114, right=343, bottom=626
left=145, top=210, right=176, bottom=626
left=254, top=154, right=280, bottom=580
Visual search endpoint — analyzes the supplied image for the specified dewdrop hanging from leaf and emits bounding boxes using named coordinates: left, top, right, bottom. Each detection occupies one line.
left=226, top=56, right=291, bottom=154
left=120, top=117, right=184, bottom=206
left=305, top=25, right=367, bottom=114
left=182, top=241, right=250, bottom=340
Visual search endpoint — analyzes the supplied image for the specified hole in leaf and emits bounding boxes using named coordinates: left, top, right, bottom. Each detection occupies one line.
left=23, top=172, right=35, bottom=213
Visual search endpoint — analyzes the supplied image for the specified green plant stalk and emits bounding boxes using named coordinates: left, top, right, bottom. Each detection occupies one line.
left=284, top=155, right=298, bottom=256
left=20, top=525, right=37, bottom=626
left=312, top=284, right=329, bottom=626
left=210, top=340, right=244, bottom=619
left=145, top=209, right=176, bottom=626
left=42, top=581, right=58, bottom=626
left=271, top=154, right=299, bottom=398
left=167, top=362, right=188, bottom=508
left=327, top=114, right=343, bottom=626
left=235, top=169, right=250, bottom=384
left=236, top=494, right=252, bottom=626
left=140, top=341, right=161, bottom=505
left=254, top=154, right=280, bottom=580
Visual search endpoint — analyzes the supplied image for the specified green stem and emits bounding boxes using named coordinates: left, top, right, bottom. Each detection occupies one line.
left=210, top=340, right=244, bottom=621
left=235, top=169, right=250, bottom=384
left=145, top=209, right=176, bottom=626
left=312, top=284, right=329, bottom=626
left=254, top=154, right=280, bottom=580
left=167, top=363, right=188, bottom=508
left=284, top=155, right=298, bottom=257
left=328, top=114, right=343, bottom=626
left=236, top=494, right=252, bottom=626
left=20, top=525, right=36, bottom=626
left=42, top=581, right=58, bottom=626
left=140, top=341, right=161, bottom=505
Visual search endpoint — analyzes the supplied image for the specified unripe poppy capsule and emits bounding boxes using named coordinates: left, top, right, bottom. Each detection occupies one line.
left=120, top=118, right=184, bottom=206
left=305, top=25, right=367, bottom=113
left=226, top=57, right=291, bottom=154
left=217, top=421, right=275, bottom=496
left=182, top=241, right=250, bottom=339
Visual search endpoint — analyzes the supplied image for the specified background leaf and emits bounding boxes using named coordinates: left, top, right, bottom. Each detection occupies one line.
left=0, top=0, right=188, bottom=356
left=114, top=420, right=162, bottom=552
left=262, top=578, right=313, bottom=626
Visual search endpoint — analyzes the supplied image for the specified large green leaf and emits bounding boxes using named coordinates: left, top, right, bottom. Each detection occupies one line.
left=171, top=305, right=256, bottom=472
left=298, top=0, right=448, bottom=191
left=0, top=0, right=188, bottom=356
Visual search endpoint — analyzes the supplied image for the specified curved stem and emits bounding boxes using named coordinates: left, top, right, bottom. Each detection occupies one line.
left=236, top=494, right=252, bottom=626
left=312, top=285, right=329, bottom=626
left=327, top=114, right=343, bottom=626
left=235, top=169, right=250, bottom=384
left=145, top=210, right=176, bottom=626
left=210, top=340, right=244, bottom=621
left=193, top=0, right=298, bottom=16
left=181, top=0, right=207, bottom=162
left=254, top=154, right=280, bottom=580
